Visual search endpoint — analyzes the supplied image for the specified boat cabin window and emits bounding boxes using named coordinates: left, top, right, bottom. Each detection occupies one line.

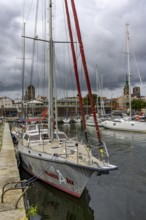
left=57, top=133, right=67, bottom=140
left=41, top=133, right=49, bottom=140
left=53, top=133, right=57, bottom=139
left=39, top=124, right=48, bottom=130
left=113, top=119, right=122, bottom=122
left=29, top=134, right=40, bottom=141
left=24, top=134, right=29, bottom=141
left=53, top=132, right=68, bottom=140
left=27, top=125, right=37, bottom=131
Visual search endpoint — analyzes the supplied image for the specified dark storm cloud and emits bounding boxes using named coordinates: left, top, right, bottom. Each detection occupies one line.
left=0, top=0, right=146, bottom=99
left=0, top=1, right=22, bottom=95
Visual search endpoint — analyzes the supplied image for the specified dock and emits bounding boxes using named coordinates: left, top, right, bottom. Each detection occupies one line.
left=0, top=122, right=26, bottom=220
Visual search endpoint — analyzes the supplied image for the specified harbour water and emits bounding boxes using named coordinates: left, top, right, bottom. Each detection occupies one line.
left=20, top=123, right=146, bottom=220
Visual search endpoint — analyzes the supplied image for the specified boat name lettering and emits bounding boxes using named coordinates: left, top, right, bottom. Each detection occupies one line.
left=45, top=170, right=74, bottom=185
left=56, top=170, right=66, bottom=184
left=66, top=178, right=74, bottom=185
left=49, top=166, right=55, bottom=172
left=45, top=171, right=58, bottom=179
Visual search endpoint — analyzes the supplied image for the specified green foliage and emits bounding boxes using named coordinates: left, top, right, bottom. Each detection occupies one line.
left=83, top=93, right=97, bottom=105
left=131, top=99, right=146, bottom=111
left=27, top=205, right=38, bottom=217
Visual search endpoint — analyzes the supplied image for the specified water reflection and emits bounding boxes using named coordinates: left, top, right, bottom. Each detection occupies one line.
left=20, top=167, right=94, bottom=220
left=18, top=123, right=146, bottom=220
left=86, top=125, right=146, bottom=143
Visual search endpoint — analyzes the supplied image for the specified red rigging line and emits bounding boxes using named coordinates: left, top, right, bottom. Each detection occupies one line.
left=64, top=0, right=87, bottom=132
left=70, top=0, right=101, bottom=143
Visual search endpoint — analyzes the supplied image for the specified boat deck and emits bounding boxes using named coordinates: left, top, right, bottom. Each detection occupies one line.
left=20, top=138, right=103, bottom=168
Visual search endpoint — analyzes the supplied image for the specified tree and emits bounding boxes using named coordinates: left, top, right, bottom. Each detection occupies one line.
left=131, top=99, right=146, bottom=111
left=83, top=94, right=97, bottom=105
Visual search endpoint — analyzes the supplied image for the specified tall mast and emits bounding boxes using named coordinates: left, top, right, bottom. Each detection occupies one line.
left=64, top=0, right=87, bottom=135
left=48, top=0, right=54, bottom=140
left=30, top=0, right=39, bottom=99
left=22, top=21, right=26, bottom=119
left=126, top=24, right=131, bottom=118
left=71, top=0, right=101, bottom=143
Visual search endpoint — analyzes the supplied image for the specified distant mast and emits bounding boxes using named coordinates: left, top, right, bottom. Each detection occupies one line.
left=48, top=0, right=54, bottom=140
left=126, top=24, right=132, bottom=118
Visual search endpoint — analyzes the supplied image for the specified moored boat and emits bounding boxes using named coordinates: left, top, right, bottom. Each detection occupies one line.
left=102, top=24, right=146, bottom=132
left=17, top=0, right=117, bottom=198
left=86, top=114, right=104, bottom=127
left=18, top=129, right=116, bottom=197
left=102, top=118, right=146, bottom=132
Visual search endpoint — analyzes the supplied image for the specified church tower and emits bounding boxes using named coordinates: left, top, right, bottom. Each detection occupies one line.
left=24, top=84, right=35, bottom=100
left=124, top=74, right=129, bottom=95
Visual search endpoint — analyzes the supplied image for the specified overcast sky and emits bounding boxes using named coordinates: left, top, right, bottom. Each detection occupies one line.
left=0, top=0, right=146, bottom=100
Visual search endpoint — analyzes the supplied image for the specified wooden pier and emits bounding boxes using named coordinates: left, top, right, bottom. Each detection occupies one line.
left=0, top=122, right=26, bottom=220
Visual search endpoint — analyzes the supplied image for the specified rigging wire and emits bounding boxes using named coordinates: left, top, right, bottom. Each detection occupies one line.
left=122, top=26, right=143, bottom=94
left=36, top=1, right=44, bottom=98
left=53, top=46, right=59, bottom=132
left=22, top=0, right=26, bottom=22
left=62, top=0, right=77, bottom=96
left=30, top=0, right=39, bottom=89
left=130, top=39, right=143, bottom=87
left=52, top=0, right=82, bottom=100
left=42, top=0, right=47, bottom=96
left=22, top=0, right=34, bottom=24
left=19, top=155, right=59, bottom=187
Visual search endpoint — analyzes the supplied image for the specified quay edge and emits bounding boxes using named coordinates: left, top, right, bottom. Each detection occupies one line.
left=0, top=122, right=26, bottom=220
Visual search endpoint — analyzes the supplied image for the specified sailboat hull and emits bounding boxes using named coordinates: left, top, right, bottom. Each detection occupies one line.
left=86, top=116, right=103, bottom=127
left=102, top=120, right=146, bottom=132
left=18, top=145, right=98, bottom=198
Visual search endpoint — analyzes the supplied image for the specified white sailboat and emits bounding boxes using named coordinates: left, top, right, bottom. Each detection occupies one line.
left=63, top=97, right=71, bottom=124
left=17, top=0, right=117, bottom=198
left=74, top=95, right=81, bottom=123
left=102, top=24, right=146, bottom=132
left=63, top=117, right=71, bottom=124
left=86, top=67, right=105, bottom=127
left=86, top=114, right=104, bottom=127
